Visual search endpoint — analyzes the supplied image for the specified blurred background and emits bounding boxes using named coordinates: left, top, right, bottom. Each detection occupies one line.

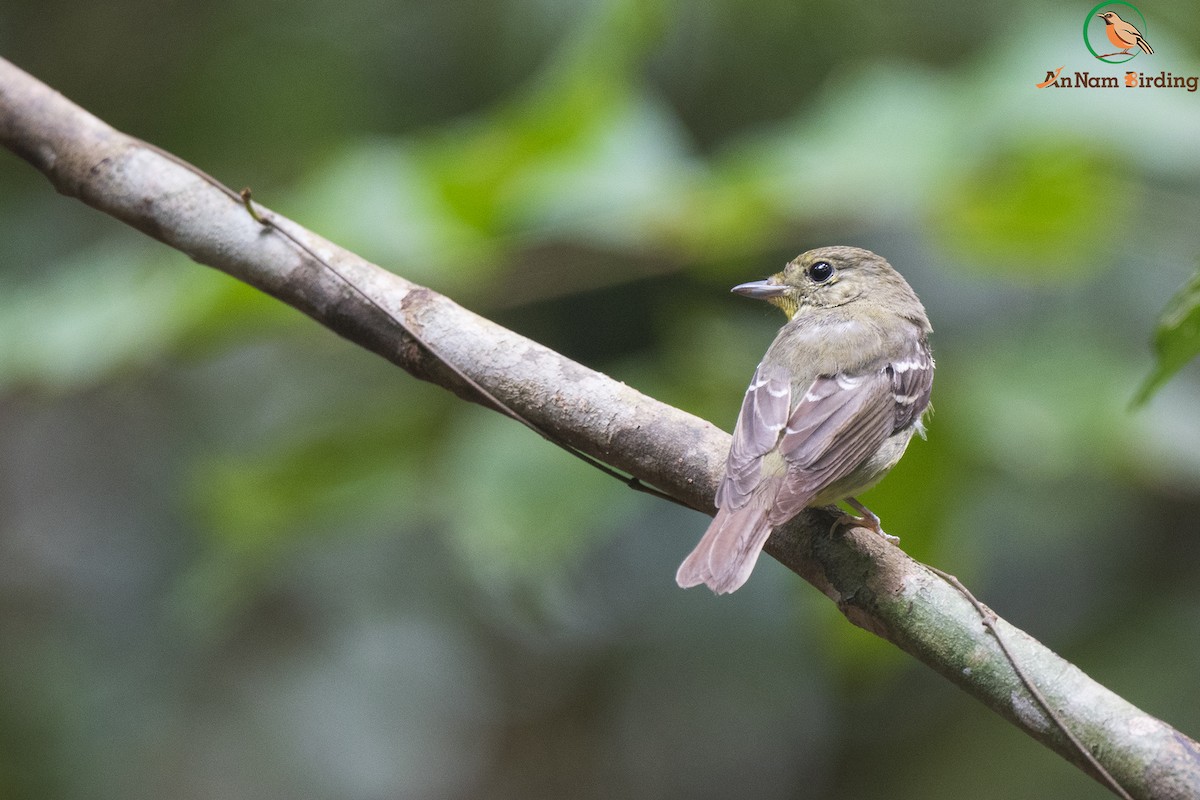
left=2, top=0, right=1200, bottom=797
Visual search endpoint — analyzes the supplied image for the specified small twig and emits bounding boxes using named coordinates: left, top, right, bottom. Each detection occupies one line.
left=928, top=566, right=1134, bottom=800
left=239, top=186, right=267, bottom=224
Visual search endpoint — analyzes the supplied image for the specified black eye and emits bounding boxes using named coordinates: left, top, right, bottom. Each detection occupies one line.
left=808, top=261, right=834, bottom=283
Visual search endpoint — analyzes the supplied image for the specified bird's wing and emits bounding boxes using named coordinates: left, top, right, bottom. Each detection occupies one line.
left=768, top=339, right=934, bottom=524
left=889, top=339, right=935, bottom=432
left=767, top=370, right=894, bottom=523
left=679, top=363, right=790, bottom=593
left=679, top=340, right=932, bottom=594
left=714, top=363, right=791, bottom=510
left=1113, top=22, right=1142, bottom=45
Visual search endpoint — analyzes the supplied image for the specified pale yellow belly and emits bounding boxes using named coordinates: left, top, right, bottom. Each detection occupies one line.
left=808, top=426, right=917, bottom=507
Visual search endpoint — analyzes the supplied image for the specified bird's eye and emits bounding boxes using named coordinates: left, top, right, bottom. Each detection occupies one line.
left=808, top=261, right=834, bottom=283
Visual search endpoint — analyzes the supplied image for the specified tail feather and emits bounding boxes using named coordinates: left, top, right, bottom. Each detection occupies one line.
left=676, top=504, right=775, bottom=594
left=1137, top=36, right=1153, bottom=54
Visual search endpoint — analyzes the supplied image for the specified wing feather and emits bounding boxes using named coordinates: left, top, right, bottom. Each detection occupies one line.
left=768, top=372, right=894, bottom=523
left=889, top=339, right=934, bottom=431
left=679, top=332, right=933, bottom=593
left=714, top=364, right=790, bottom=510
left=769, top=338, right=932, bottom=524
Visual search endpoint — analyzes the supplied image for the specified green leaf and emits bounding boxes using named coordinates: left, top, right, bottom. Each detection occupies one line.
left=1133, top=267, right=1200, bottom=406
left=415, top=0, right=666, bottom=242
left=188, top=395, right=446, bottom=552
left=932, top=142, right=1128, bottom=280
left=0, top=239, right=298, bottom=394
left=437, top=410, right=630, bottom=587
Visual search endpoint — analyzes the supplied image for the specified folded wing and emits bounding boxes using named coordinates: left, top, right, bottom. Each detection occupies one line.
left=677, top=338, right=933, bottom=594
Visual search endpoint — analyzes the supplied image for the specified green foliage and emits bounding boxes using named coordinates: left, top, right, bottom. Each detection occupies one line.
left=1133, top=267, right=1200, bottom=405
left=189, top=400, right=443, bottom=553
left=0, top=240, right=296, bottom=392
left=933, top=143, right=1129, bottom=279
left=438, top=411, right=633, bottom=587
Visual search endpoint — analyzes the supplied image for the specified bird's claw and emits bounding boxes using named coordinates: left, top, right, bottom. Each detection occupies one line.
left=828, top=498, right=900, bottom=543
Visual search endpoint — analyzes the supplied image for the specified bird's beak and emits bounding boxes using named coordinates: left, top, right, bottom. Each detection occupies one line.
left=731, top=279, right=789, bottom=300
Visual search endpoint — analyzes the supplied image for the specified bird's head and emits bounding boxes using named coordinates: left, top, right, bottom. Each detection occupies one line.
left=731, top=246, right=926, bottom=324
left=1098, top=11, right=1119, bottom=23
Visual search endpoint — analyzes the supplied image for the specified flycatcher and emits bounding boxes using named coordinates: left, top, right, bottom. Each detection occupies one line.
left=677, top=246, right=934, bottom=594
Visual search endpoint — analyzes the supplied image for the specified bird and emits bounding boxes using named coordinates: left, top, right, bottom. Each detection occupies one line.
left=1097, top=11, right=1153, bottom=55
left=676, top=246, right=934, bottom=595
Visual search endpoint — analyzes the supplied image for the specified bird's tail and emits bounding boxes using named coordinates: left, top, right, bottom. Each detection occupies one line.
left=1137, top=36, right=1153, bottom=54
left=676, top=502, right=775, bottom=594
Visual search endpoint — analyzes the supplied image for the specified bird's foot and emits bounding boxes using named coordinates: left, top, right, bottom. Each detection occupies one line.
left=829, top=498, right=899, bottom=543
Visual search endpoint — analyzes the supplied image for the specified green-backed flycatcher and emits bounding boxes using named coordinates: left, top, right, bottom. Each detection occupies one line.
left=677, top=246, right=934, bottom=594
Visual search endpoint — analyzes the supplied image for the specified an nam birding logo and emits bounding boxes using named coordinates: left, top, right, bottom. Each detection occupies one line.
left=1037, top=3, right=1199, bottom=92
left=1087, top=2, right=1152, bottom=63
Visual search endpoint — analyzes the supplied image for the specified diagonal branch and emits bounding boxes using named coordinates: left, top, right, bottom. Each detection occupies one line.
left=2, top=57, right=1197, bottom=799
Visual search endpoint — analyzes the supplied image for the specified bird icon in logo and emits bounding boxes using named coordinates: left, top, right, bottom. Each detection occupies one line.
left=1097, top=10, right=1153, bottom=57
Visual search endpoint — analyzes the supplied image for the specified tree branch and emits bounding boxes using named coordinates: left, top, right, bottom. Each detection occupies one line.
left=2, top=57, right=1197, bottom=799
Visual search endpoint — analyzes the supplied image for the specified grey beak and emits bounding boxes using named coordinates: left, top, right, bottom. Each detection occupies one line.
left=731, top=279, right=788, bottom=300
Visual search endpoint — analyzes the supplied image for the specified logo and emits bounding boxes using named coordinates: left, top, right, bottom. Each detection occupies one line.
left=1035, top=4, right=1198, bottom=92
left=1085, top=2, right=1151, bottom=64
